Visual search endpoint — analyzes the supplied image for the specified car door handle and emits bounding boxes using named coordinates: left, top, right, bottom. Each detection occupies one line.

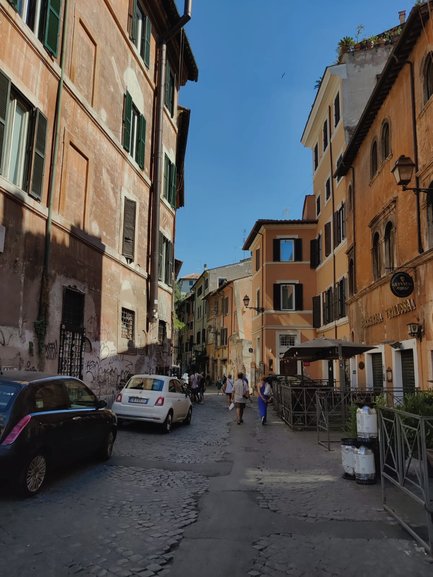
left=72, top=416, right=82, bottom=421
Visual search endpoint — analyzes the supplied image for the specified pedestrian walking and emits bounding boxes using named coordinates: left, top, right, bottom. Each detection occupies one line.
left=257, top=375, right=272, bottom=425
left=223, top=374, right=234, bottom=407
left=233, top=372, right=249, bottom=424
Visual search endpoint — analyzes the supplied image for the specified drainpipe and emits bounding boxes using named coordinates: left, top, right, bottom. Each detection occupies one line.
left=35, top=0, right=69, bottom=363
left=149, top=0, right=192, bottom=322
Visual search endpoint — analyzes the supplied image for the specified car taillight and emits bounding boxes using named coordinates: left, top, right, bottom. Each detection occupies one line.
left=1, top=414, right=32, bottom=446
left=155, top=396, right=165, bottom=406
left=115, top=393, right=122, bottom=402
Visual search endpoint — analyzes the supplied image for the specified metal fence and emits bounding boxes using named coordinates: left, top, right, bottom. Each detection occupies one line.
left=316, top=388, right=407, bottom=450
left=378, top=407, right=433, bottom=555
left=271, top=379, right=331, bottom=430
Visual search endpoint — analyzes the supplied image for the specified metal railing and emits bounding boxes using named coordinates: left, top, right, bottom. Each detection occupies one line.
left=316, top=388, right=407, bottom=450
left=378, top=407, right=433, bottom=555
left=272, top=379, right=331, bottom=430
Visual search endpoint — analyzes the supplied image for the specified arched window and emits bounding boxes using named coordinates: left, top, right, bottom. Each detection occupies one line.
left=370, top=140, right=378, bottom=178
left=424, top=53, right=433, bottom=104
left=381, top=122, right=390, bottom=161
left=384, top=221, right=395, bottom=272
left=372, top=232, right=381, bottom=280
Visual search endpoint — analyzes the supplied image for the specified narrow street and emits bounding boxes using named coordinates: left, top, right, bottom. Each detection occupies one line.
left=1, top=389, right=432, bottom=577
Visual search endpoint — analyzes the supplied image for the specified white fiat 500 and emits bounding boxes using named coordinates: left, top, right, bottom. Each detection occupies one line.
left=112, top=374, right=192, bottom=433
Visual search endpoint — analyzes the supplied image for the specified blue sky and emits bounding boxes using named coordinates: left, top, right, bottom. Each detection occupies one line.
left=176, top=1, right=412, bottom=276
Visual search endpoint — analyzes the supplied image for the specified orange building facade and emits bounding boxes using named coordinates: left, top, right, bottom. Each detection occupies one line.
left=337, top=2, right=433, bottom=393
left=243, top=204, right=318, bottom=386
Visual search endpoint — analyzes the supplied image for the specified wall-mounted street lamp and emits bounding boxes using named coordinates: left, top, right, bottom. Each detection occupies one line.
left=243, top=294, right=265, bottom=313
left=391, top=155, right=432, bottom=193
left=407, top=322, right=423, bottom=340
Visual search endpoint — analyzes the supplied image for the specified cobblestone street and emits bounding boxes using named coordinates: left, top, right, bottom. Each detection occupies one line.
left=1, top=390, right=432, bottom=577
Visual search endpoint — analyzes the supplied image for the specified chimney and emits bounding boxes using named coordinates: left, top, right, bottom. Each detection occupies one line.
left=399, top=10, right=406, bottom=25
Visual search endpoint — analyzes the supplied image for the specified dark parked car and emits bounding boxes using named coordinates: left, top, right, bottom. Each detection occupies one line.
left=0, top=372, right=117, bottom=496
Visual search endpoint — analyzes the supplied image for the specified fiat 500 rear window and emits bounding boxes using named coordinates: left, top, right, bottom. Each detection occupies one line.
left=126, top=377, right=164, bottom=392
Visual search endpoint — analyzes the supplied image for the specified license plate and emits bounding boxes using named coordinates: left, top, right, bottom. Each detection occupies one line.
left=128, top=396, right=148, bottom=404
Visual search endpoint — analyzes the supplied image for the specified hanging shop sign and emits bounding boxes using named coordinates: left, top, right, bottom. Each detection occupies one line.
left=390, top=272, right=414, bottom=298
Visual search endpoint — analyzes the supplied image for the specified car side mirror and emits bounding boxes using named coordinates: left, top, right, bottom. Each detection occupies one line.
left=96, top=399, right=107, bottom=409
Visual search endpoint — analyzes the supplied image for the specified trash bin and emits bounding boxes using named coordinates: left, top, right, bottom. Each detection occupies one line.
left=356, top=405, right=378, bottom=441
left=341, top=437, right=359, bottom=480
left=355, top=444, right=376, bottom=484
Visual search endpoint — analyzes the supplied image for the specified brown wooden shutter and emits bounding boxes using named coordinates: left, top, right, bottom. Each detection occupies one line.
left=122, top=198, right=136, bottom=260
left=295, top=284, right=303, bottom=310
left=313, top=295, right=321, bottom=328
left=310, top=238, right=318, bottom=269
left=294, top=238, right=303, bottom=261
left=324, top=222, right=331, bottom=257
left=273, top=284, right=281, bottom=310
left=127, top=0, right=135, bottom=40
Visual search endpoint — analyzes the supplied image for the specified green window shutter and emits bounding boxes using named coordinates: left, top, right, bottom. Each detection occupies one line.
left=163, top=154, right=169, bottom=199
left=0, top=71, right=11, bottom=175
left=158, top=232, right=164, bottom=281
left=122, top=198, right=136, bottom=261
left=165, top=241, right=173, bottom=285
left=144, top=16, right=151, bottom=67
left=164, top=61, right=170, bottom=108
left=169, top=162, right=176, bottom=208
left=127, top=0, right=136, bottom=41
left=44, top=0, right=62, bottom=57
left=29, top=110, right=47, bottom=200
left=136, top=114, right=146, bottom=169
left=122, top=92, right=132, bottom=152
left=7, top=0, right=19, bottom=11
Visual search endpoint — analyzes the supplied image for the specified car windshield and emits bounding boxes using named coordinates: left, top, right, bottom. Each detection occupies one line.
left=0, top=383, right=20, bottom=437
left=126, top=377, right=164, bottom=392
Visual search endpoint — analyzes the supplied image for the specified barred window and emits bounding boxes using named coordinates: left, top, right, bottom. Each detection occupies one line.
left=280, top=334, right=295, bottom=348
left=121, top=308, right=135, bottom=340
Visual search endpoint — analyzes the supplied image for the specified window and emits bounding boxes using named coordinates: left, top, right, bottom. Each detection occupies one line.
left=337, top=278, right=346, bottom=318
left=316, top=195, right=321, bottom=216
left=372, top=232, right=381, bottom=280
left=280, top=334, right=295, bottom=348
left=196, top=331, right=201, bottom=345
left=164, top=60, right=175, bottom=116
left=127, top=0, right=151, bottom=67
left=381, top=121, right=390, bottom=160
left=333, top=203, right=346, bottom=247
left=220, top=328, right=228, bottom=346
left=314, top=143, right=319, bottom=171
left=334, top=92, right=340, bottom=126
left=218, top=278, right=227, bottom=287
left=370, top=140, right=378, bottom=178
left=384, top=221, right=395, bottom=272
left=0, top=70, right=47, bottom=199
left=121, top=308, right=135, bottom=341
left=323, top=119, right=328, bottom=151
left=312, top=295, right=321, bottom=328
left=324, top=221, right=332, bottom=257
left=8, top=0, right=62, bottom=56
left=273, top=238, right=302, bottom=262
left=325, top=177, right=331, bottom=200
left=255, top=248, right=260, bottom=271
left=163, top=154, right=176, bottom=209
left=122, top=92, right=146, bottom=169
left=65, top=380, right=96, bottom=408
left=122, top=198, right=136, bottom=262
left=273, top=283, right=303, bottom=311
left=336, top=154, right=343, bottom=182
left=222, top=297, right=229, bottom=315
left=424, top=53, right=433, bottom=104
left=310, top=234, right=322, bottom=269
left=322, top=287, right=333, bottom=325
left=348, top=258, right=355, bottom=296
left=158, top=232, right=173, bottom=286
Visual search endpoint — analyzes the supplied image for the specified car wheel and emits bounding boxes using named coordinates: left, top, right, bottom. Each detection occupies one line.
left=161, top=411, right=173, bottom=434
left=98, top=430, right=115, bottom=461
left=183, top=407, right=192, bottom=425
left=18, top=453, right=47, bottom=497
